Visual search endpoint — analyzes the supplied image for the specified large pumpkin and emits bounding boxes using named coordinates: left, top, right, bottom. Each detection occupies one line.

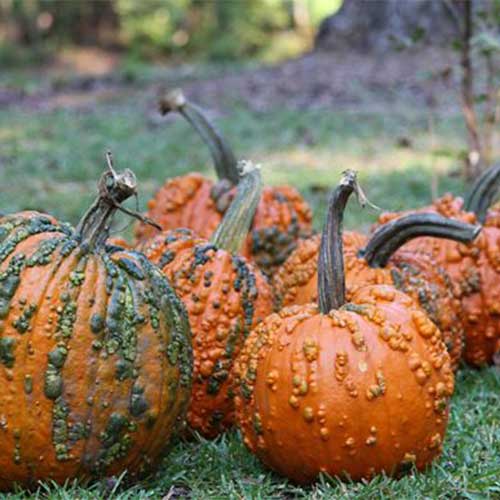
left=373, top=163, right=500, bottom=366
left=234, top=171, right=454, bottom=484
left=0, top=165, right=192, bottom=491
left=143, top=162, right=273, bottom=438
left=273, top=210, right=479, bottom=371
left=135, top=90, right=313, bottom=276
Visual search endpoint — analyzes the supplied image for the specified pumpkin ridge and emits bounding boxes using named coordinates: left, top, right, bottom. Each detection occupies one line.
left=83, top=257, right=145, bottom=475
left=132, top=254, right=192, bottom=464
left=90, top=263, right=135, bottom=472
left=13, top=239, right=81, bottom=480
left=73, top=256, right=104, bottom=477
left=40, top=250, right=88, bottom=471
left=72, top=257, right=131, bottom=476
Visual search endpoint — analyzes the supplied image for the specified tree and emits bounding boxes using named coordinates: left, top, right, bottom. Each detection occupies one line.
left=315, top=0, right=457, bottom=52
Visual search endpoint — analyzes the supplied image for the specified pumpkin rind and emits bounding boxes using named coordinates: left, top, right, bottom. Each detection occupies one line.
left=234, top=286, right=454, bottom=483
left=134, top=173, right=224, bottom=243
left=144, top=228, right=273, bottom=437
left=0, top=186, right=192, bottom=490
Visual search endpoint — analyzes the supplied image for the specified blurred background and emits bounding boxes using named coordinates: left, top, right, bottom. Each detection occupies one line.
left=0, top=0, right=499, bottom=231
left=0, top=0, right=340, bottom=64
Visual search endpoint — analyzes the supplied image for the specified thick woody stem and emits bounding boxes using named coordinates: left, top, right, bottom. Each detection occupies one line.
left=464, top=162, right=500, bottom=223
left=318, top=170, right=358, bottom=313
left=159, top=89, right=239, bottom=184
left=359, top=213, right=481, bottom=268
left=75, top=154, right=138, bottom=250
left=211, top=160, right=262, bottom=254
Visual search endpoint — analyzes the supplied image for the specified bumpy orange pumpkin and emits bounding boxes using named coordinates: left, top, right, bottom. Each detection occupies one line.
left=376, top=163, right=500, bottom=227
left=0, top=165, right=192, bottom=491
left=274, top=205, right=479, bottom=370
left=135, top=90, right=313, bottom=276
left=234, top=171, right=454, bottom=484
left=143, top=162, right=273, bottom=438
left=373, top=163, right=500, bottom=366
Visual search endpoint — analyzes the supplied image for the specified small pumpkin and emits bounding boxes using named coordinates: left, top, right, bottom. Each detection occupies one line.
left=373, top=163, right=500, bottom=366
left=0, top=163, right=192, bottom=491
left=274, top=204, right=479, bottom=370
left=143, top=161, right=273, bottom=438
left=234, top=170, right=454, bottom=484
left=135, top=89, right=313, bottom=276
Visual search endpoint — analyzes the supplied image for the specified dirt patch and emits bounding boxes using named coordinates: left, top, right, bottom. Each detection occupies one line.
left=1, top=47, right=459, bottom=113
left=180, top=47, right=458, bottom=113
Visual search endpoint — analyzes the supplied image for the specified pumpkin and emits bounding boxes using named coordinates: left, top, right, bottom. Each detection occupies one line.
left=234, top=170, right=454, bottom=484
left=143, top=161, right=273, bottom=438
left=376, top=162, right=500, bottom=227
left=135, top=89, right=313, bottom=277
left=274, top=209, right=479, bottom=371
left=373, top=163, right=500, bottom=366
left=0, top=164, right=192, bottom=491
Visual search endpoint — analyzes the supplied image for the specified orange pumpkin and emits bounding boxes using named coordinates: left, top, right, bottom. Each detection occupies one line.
left=0, top=165, right=192, bottom=491
left=373, top=163, right=500, bottom=366
left=376, top=163, right=500, bottom=227
left=234, top=171, right=454, bottom=484
left=135, top=90, right=313, bottom=276
left=274, top=209, right=479, bottom=371
left=143, top=162, right=273, bottom=438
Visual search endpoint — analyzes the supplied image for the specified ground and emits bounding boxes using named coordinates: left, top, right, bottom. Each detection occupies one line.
left=0, top=49, right=499, bottom=499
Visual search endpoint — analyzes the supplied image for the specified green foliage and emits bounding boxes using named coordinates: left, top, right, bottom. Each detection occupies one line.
left=0, top=0, right=342, bottom=64
left=115, top=0, right=191, bottom=58
left=112, top=0, right=301, bottom=61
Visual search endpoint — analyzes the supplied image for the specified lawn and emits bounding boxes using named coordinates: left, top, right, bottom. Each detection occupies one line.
left=0, top=65, right=499, bottom=499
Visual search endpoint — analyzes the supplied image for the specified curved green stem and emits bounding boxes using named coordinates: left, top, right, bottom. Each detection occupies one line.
left=211, top=161, right=262, bottom=254
left=318, top=170, right=358, bottom=314
left=359, top=213, right=481, bottom=268
left=158, top=89, right=239, bottom=185
left=464, top=162, right=500, bottom=223
left=76, top=157, right=137, bottom=250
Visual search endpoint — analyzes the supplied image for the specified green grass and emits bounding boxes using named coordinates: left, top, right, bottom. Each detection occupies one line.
left=0, top=76, right=499, bottom=499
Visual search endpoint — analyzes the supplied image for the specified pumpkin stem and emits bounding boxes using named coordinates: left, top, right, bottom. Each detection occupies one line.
left=210, top=160, right=262, bottom=254
left=359, top=213, right=481, bottom=268
left=318, top=170, right=358, bottom=314
left=75, top=153, right=145, bottom=250
left=464, top=162, right=500, bottom=223
left=158, top=89, right=239, bottom=185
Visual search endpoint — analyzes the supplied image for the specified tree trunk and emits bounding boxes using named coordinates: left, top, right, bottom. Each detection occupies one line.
left=315, top=0, right=459, bottom=52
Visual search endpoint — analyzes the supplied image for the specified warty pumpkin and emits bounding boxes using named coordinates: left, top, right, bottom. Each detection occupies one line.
left=0, top=161, right=192, bottom=491
left=143, top=161, right=273, bottom=438
left=234, top=170, right=454, bottom=484
left=376, top=162, right=500, bottom=227
left=373, top=163, right=500, bottom=366
left=273, top=204, right=480, bottom=371
left=135, top=89, right=313, bottom=277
